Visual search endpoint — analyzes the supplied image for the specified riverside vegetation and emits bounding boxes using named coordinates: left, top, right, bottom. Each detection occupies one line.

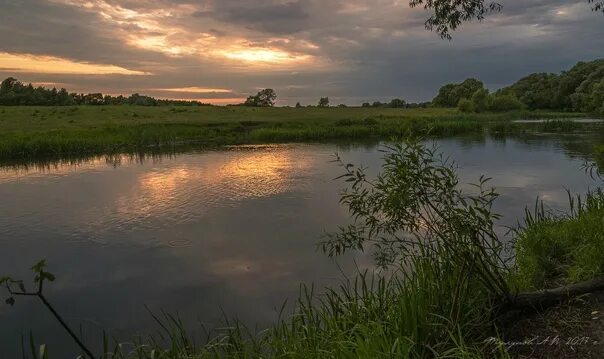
left=2, top=58, right=604, bottom=162
left=3, top=139, right=604, bottom=358
left=0, top=105, right=592, bottom=163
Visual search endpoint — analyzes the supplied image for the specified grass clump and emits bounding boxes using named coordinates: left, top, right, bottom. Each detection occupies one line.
left=129, top=267, right=505, bottom=358
left=513, top=190, right=604, bottom=290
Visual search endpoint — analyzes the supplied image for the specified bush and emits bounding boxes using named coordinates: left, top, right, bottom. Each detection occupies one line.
left=457, top=98, right=474, bottom=112
left=488, top=94, right=524, bottom=112
left=471, top=88, right=490, bottom=113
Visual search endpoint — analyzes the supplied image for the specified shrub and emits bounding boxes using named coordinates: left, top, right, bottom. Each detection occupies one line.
left=471, top=88, right=490, bottom=113
left=457, top=98, right=474, bottom=112
left=488, top=94, right=525, bottom=112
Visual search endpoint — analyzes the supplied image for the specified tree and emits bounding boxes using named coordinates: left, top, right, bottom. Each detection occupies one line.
left=0, top=77, right=18, bottom=95
left=433, top=78, right=484, bottom=107
left=244, top=88, right=277, bottom=107
left=388, top=98, right=407, bottom=108
left=488, top=94, right=524, bottom=112
left=295, top=102, right=302, bottom=108
left=590, top=79, right=604, bottom=115
left=499, top=73, right=560, bottom=110
left=0, top=77, right=209, bottom=107
left=471, top=88, right=490, bottom=113
left=410, top=1, right=602, bottom=39
left=457, top=98, right=474, bottom=113
left=318, top=97, right=330, bottom=107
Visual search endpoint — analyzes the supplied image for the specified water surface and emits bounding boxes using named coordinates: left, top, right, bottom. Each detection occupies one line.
left=0, top=134, right=601, bottom=357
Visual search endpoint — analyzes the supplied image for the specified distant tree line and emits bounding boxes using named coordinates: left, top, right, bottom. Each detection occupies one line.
left=433, top=59, right=604, bottom=115
left=361, top=98, right=431, bottom=109
left=0, top=77, right=210, bottom=106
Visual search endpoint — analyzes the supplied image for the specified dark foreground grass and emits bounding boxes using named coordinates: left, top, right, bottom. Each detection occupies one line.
left=513, top=189, right=604, bottom=290
left=133, top=264, right=506, bottom=359
left=0, top=105, right=592, bottom=162
left=24, top=264, right=509, bottom=359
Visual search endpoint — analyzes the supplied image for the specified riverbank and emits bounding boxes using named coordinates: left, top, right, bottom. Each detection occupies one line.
left=0, top=106, right=592, bottom=162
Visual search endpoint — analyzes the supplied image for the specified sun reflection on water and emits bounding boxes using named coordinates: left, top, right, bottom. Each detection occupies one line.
left=108, top=146, right=315, bottom=227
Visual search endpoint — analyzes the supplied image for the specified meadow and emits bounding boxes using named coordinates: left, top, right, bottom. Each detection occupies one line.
left=0, top=105, right=589, bottom=162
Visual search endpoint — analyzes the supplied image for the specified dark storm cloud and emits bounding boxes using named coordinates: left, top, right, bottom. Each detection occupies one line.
left=193, top=0, right=310, bottom=34
left=0, top=0, right=168, bottom=68
left=0, top=0, right=602, bottom=104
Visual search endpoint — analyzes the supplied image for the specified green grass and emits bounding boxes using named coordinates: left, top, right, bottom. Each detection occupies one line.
left=90, top=263, right=508, bottom=359
left=0, top=105, right=591, bottom=162
left=513, top=190, right=604, bottom=290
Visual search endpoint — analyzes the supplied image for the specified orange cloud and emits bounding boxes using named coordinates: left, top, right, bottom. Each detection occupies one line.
left=0, top=52, right=148, bottom=75
left=49, top=0, right=323, bottom=69
left=219, top=48, right=312, bottom=64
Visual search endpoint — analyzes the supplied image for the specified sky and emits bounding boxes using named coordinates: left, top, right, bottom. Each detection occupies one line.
left=0, top=0, right=602, bottom=105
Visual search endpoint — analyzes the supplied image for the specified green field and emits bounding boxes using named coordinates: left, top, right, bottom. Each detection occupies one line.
left=0, top=105, right=592, bottom=162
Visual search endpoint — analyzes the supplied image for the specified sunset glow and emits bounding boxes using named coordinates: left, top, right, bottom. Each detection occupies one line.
left=220, top=48, right=311, bottom=64
left=0, top=52, right=148, bottom=75
left=0, top=0, right=600, bottom=104
left=158, top=87, right=233, bottom=94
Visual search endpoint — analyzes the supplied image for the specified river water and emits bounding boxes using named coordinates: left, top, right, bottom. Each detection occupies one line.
left=0, top=133, right=601, bottom=357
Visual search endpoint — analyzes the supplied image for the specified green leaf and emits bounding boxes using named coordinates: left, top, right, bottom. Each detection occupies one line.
left=31, top=260, right=47, bottom=274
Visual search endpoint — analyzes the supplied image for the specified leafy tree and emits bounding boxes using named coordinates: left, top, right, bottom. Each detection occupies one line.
left=411, top=1, right=602, bottom=39
left=409, top=0, right=502, bottom=39
left=492, top=60, right=604, bottom=113
left=361, top=102, right=371, bottom=107
left=244, top=88, right=277, bottom=107
left=295, top=102, right=302, bottom=108
left=318, top=97, right=330, bottom=107
left=388, top=98, right=407, bottom=108
left=588, top=79, right=604, bottom=115
left=488, top=94, right=524, bottom=112
left=499, top=73, right=560, bottom=110
left=471, top=88, right=490, bottom=112
left=0, top=77, right=210, bottom=106
left=433, top=78, right=484, bottom=107
left=457, top=98, right=474, bottom=112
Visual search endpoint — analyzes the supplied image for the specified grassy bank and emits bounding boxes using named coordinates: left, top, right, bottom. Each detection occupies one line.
left=0, top=106, right=591, bottom=161
left=513, top=189, right=604, bottom=290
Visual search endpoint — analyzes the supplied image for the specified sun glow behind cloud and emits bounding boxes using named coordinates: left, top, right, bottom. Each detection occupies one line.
left=48, top=0, right=320, bottom=68
left=0, top=52, right=148, bottom=75
left=157, top=87, right=233, bottom=94
left=220, top=48, right=312, bottom=64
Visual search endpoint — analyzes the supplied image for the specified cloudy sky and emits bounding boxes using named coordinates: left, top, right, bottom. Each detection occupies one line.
left=0, top=0, right=602, bottom=105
